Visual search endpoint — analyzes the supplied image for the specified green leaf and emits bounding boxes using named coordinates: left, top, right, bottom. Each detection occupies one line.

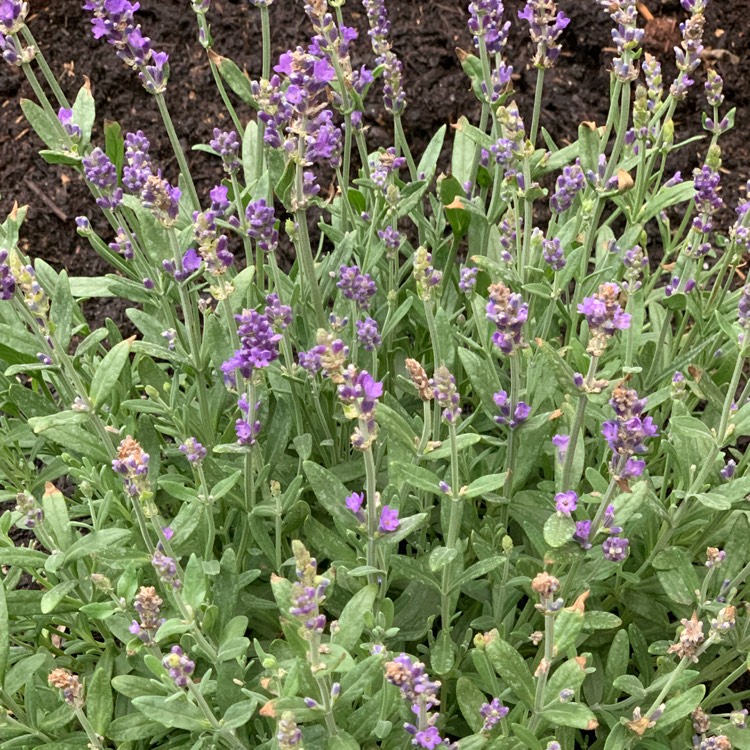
left=486, top=636, right=535, bottom=709
left=431, top=630, right=455, bottom=676
left=4, top=653, right=48, bottom=695
left=417, top=125, right=446, bottom=184
left=131, top=695, right=212, bottom=731
left=107, top=713, right=166, bottom=742
left=463, top=473, right=507, bottom=499
left=41, top=580, right=79, bottom=614
left=104, top=120, right=124, bottom=177
left=450, top=557, right=503, bottom=593
left=183, top=553, right=207, bottom=610
left=89, top=338, right=133, bottom=408
left=541, top=703, right=598, bottom=730
left=111, top=675, right=166, bottom=700
left=20, top=98, right=66, bottom=149
left=375, top=512, right=428, bottom=546
left=456, top=677, right=487, bottom=733
left=543, top=512, right=575, bottom=548
left=221, top=699, right=257, bottom=730
left=0, top=579, right=8, bottom=684
left=303, top=460, right=360, bottom=531
left=41, top=482, right=73, bottom=551
left=655, top=684, right=705, bottom=731
left=456, top=116, right=494, bottom=150
left=389, top=460, right=441, bottom=495
left=212, top=52, right=258, bottom=108
left=71, top=81, right=95, bottom=146
left=63, top=528, right=131, bottom=564
left=422, top=434, right=482, bottom=461
left=336, top=585, right=377, bottom=651
left=87, top=665, right=113, bottom=736
left=0, top=547, right=48, bottom=567
left=429, top=546, right=458, bottom=572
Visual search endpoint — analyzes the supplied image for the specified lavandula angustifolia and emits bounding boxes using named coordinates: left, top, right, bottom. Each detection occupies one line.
left=128, top=586, right=164, bottom=645
left=517, top=0, right=569, bottom=144
left=670, top=0, right=708, bottom=100
left=468, top=0, right=512, bottom=108
left=384, top=654, right=444, bottom=749
left=338, top=366, right=384, bottom=584
left=290, top=541, right=340, bottom=735
left=529, top=572, right=564, bottom=726
left=0, top=248, right=16, bottom=300
left=163, top=645, right=195, bottom=687
left=83, top=0, right=198, bottom=210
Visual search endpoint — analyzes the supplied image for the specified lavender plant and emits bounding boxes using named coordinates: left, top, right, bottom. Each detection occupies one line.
left=0, top=0, right=749, bottom=749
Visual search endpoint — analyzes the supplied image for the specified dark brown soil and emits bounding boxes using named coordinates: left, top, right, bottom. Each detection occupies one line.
left=1, top=0, right=749, bottom=322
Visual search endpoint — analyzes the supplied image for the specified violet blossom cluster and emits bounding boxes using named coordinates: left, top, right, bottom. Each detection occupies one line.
left=152, top=527, right=181, bottom=589
left=112, top=436, right=150, bottom=498
left=371, top=148, right=407, bottom=194
left=542, top=236, right=565, bottom=271
left=493, top=390, right=530, bottom=429
left=574, top=504, right=627, bottom=561
left=486, top=281, right=528, bottom=354
left=338, top=366, right=383, bottom=449
left=739, top=284, right=750, bottom=347
left=0, top=249, right=15, bottom=300
left=670, top=1, right=707, bottom=99
left=83, top=0, right=169, bottom=94
left=431, top=366, right=461, bottom=424
left=577, top=282, right=631, bottom=355
left=518, top=0, right=570, bottom=69
left=187, top=199, right=234, bottom=279
left=602, top=383, right=658, bottom=479
left=337, top=265, right=377, bottom=310
left=221, top=308, right=282, bottom=385
left=128, top=585, right=164, bottom=645
left=209, top=128, right=240, bottom=173
left=459, top=266, right=478, bottom=295
left=246, top=198, right=279, bottom=253
left=356, top=317, right=381, bottom=351
left=385, top=654, right=445, bottom=749
left=467, top=1, right=512, bottom=101
left=550, top=161, right=585, bottom=213
left=480, top=697, right=509, bottom=733
left=290, top=540, right=329, bottom=636
left=83, top=148, right=123, bottom=210
left=299, top=329, right=349, bottom=379
left=14, top=490, right=43, bottom=529
left=692, top=163, right=723, bottom=235
left=179, top=437, right=206, bottom=465
left=362, top=0, right=406, bottom=114
left=490, top=103, right=526, bottom=175
left=163, top=645, right=195, bottom=687
left=0, top=0, right=28, bottom=35
left=598, top=0, right=643, bottom=82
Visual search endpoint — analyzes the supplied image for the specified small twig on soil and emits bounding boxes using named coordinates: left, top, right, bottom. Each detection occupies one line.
left=24, top=178, right=67, bottom=221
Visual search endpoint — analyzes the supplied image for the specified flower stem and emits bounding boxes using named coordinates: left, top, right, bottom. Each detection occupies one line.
left=529, top=67, right=545, bottom=146
left=560, top=356, right=598, bottom=490
left=155, top=93, right=200, bottom=210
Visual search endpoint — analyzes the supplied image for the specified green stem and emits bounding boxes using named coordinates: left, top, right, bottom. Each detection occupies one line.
left=529, top=68, right=545, bottom=146
left=293, top=189, right=327, bottom=329
left=75, top=708, right=105, bottom=750
left=440, top=423, right=462, bottom=632
left=155, top=93, right=200, bottom=210
left=364, top=441, right=379, bottom=587
left=529, top=612, right=555, bottom=731
left=196, top=464, right=215, bottom=561
left=560, top=356, right=598, bottom=490
left=394, top=113, right=417, bottom=180
left=21, top=26, right=69, bottom=109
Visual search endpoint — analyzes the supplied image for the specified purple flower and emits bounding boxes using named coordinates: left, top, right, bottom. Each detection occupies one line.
left=345, top=492, right=364, bottom=514
left=209, top=184, right=230, bottom=214
left=152, top=548, right=181, bottom=589
left=468, top=0, right=511, bottom=56
left=599, top=0, right=644, bottom=82
left=379, top=505, right=400, bottom=533
left=83, top=147, right=123, bottom=209
left=140, top=174, right=181, bottom=225
left=338, top=265, right=377, bottom=310
left=486, top=282, right=528, bottom=354
left=692, top=164, right=723, bottom=234
left=542, top=237, right=566, bottom=271
left=551, top=161, right=586, bottom=213
left=384, top=654, right=441, bottom=709
left=162, top=645, right=194, bottom=687
left=459, top=266, right=478, bottom=295
left=431, top=366, right=461, bottom=424
left=209, top=128, right=240, bottom=173
left=552, top=434, right=569, bottom=461
left=290, top=542, right=329, bottom=634
left=574, top=520, right=592, bottom=550
left=338, top=368, right=383, bottom=416
left=112, top=436, right=150, bottom=497
left=179, top=437, right=206, bottom=464
left=0, top=0, right=27, bottom=34
left=493, top=390, right=530, bottom=429
left=480, top=697, right=509, bottom=732
left=371, top=147, right=406, bottom=192
left=221, top=309, right=281, bottom=384
left=720, top=459, right=736, bottom=481
left=57, top=108, right=81, bottom=140
left=602, top=384, right=658, bottom=473
left=555, top=491, right=578, bottom=515
left=0, top=249, right=16, bottom=301
left=578, top=282, right=631, bottom=354
left=245, top=199, right=278, bottom=253
left=602, top=536, right=629, bottom=562
left=305, top=110, right=342, bottom=168
left=356, top=317, right=381, bottom=351
left=518, top=0, right=570, bottom=68
left=123, top=130, right=152, bottom=192
left=378, top=226, right=401, bottom=253
left=130, top=586, right=163, bottom=645
left=362, top=0, right=406, bottom=114
left=670, top=6, right=706, bottom=99
left=413, top=727, right=443, bottom=749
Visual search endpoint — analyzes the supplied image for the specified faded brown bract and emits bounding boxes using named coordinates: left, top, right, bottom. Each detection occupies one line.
left=405, top=358, right=432, bottom=401
left=667, top=611, right=704, bottom=662
left=117, top=435, right=146, bottom=464
left=531, top=571, right=560, bottom=599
